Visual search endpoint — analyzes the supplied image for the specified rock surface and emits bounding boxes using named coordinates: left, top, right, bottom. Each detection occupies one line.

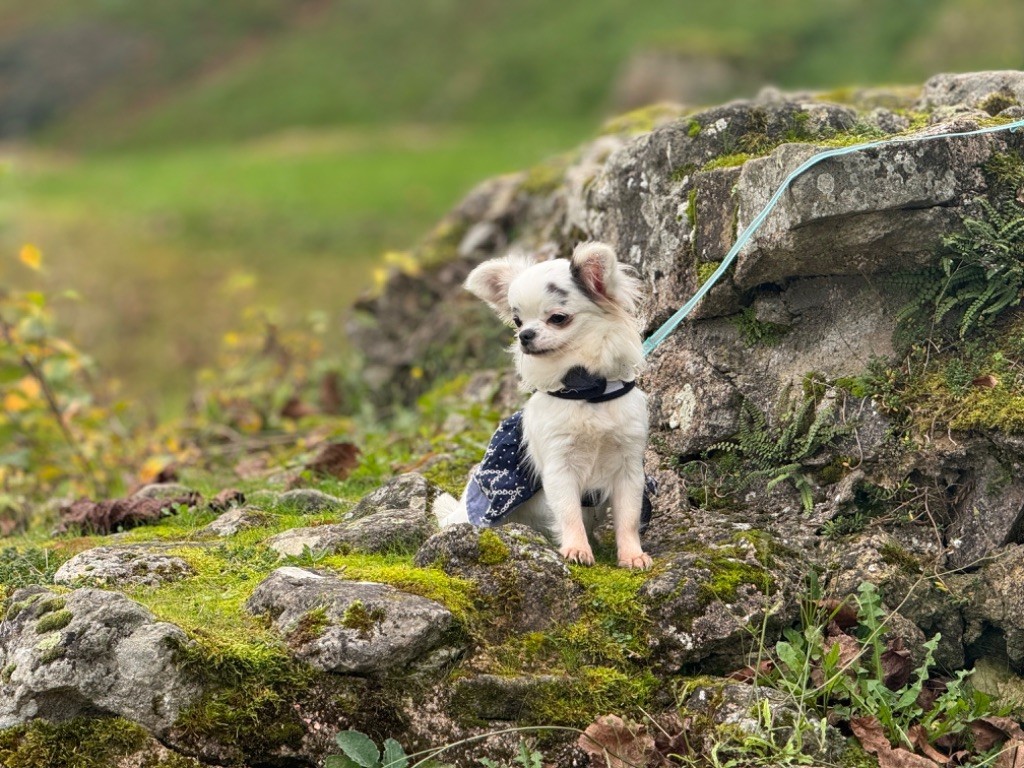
left=245, top=567, right=462, bottom=675
left=52, top=546, right=195, bottom=587
left=266, top=473, right=441, bottom=556
left=414, top=523, right=579, bottom=638
left=0, top=587, right=199, bottom=736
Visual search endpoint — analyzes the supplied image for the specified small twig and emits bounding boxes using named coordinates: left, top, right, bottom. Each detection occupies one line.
left=0, top=315, right=99, bottom=495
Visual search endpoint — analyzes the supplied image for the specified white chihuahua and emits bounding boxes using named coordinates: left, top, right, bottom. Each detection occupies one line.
left=438, top=241, right=652, bottom=570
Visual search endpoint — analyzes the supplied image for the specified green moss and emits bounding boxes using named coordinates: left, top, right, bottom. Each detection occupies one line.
left=980, top=91, right=1019, bottom=116
left=731, top=306, right=790, bottom=347
left=879, top=542, right=922, bottom=574
left=287, top=606, right=331, bottom=647
left=702, top=153, right=753, bottom=171
left=697, top=260, right=722, bottom=287
left=697, top=553, right=774, bottom=605
left=519, top=152, right=574, bottom=195
left=35, top=634, right=65, bottom=664
left=687, top=119, right=702, bottom=137
left=686, top=187, right=698, bottom=229
left=171, top=637, right=316, bottom=759
left=1, top=663, right=16, bottom=683
left=340, top=599, right=385, bottom=638
left=669, top=163, right=697, bottom=184
left=318, top=554, right=476, bottom=625
left=525, top=667, right=659, bottom=726
left=984, top=150, right=1024, bottom=191
left=34, top=597, right=66, bottom=617
left=816, top=456, right=852, bottom=485
left=0, top=717, right=155, bottom=768
left=600, top=103, right=689, bottom=136
left=415, top=216, right=470, bottom=268
left=476, top=528, right=512, bottom=566
left=35, top=609, right=73, bottom=634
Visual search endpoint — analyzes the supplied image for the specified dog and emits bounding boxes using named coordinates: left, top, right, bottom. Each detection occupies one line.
left=437, top=241, right=652, bottom=569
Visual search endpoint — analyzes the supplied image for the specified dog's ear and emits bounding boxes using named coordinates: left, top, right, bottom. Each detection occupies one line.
left=570, top=241, right=622, bottom=302
left=570, top=241, right=641, bottom=314
left=464, top=252, right=534, bottom=324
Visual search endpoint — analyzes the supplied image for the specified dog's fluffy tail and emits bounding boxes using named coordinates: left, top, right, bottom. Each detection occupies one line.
left=433, top=491, right=468, bottom=527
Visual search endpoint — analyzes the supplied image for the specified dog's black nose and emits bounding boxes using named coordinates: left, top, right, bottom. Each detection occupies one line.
left=519, top=328, right=537, bottom=345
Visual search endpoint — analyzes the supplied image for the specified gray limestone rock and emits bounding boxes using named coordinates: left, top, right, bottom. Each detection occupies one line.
left=200, top=505, right=274, bottom=537
left=277, top=488, right=346, bottom=513
left=245, top=566, right=462, bottom=675
left=267, top=473, right=442, bottom=557
left=961, top=545, right=1024, bottom=674
left=53, top=545, right=194, bottom=587
left=639, top=546, right=800, bottom=674
left=414, top=523, right=579, bottom=637
left=917, top=71, right=1024, bottom=111
left=0, top=586, right=199, bottom=736
left=132, top=482, right=198, bottom=501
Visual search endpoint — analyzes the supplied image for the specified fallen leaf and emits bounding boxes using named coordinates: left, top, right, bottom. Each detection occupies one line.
left=910, top=724, right=951, bottom=765
left=18, top=244, right=42, bottom=271
left=819, top=598, right=860, bottom=629
left=58, top=493, right=200, bottom=534
left=281, top=396, right=316, bottom=420
left=997, top=739, right=1024, bottom=768
left=727, top=659, right=774, bottom=683
left=882, top=636, right=913, bottom=690
left=578, top=714, right=656, bottom=768
left=305, top=441, right=360, bottom=480
left=320, top=371, right=344, bottom=414
left=210, top=488, right=245, bottom=511
left=850, top=716, right=941, bottom=768
left=973, top=717, right=1024, bottom=753
left=972, top=374, right=1000, bottom=389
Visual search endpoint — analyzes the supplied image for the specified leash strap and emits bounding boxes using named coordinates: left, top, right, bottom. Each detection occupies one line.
left=641, top=117, right=1024, bottom=357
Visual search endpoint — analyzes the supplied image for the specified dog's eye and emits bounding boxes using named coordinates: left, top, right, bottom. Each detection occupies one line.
left=512, top=316, right=522, bottom=328
left=548, top=313, right=570, bottom=326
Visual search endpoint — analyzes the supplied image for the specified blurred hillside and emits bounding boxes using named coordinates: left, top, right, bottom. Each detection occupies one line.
left=0, top=0, right=1022, bottom=409
left=1, top=0, right=1023, bottom=147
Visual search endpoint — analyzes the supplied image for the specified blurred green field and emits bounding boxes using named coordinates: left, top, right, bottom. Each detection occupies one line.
left=0, top=122, right=585, bottom=409
left=1, top=0, right=1022, bottom=410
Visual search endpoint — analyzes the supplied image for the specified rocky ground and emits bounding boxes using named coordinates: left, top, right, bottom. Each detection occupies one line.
left=5, top=71, right=1024, bottom=767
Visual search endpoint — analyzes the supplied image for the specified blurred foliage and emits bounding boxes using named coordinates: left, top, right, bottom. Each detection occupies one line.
left=0, top=248, right=132, bottom=524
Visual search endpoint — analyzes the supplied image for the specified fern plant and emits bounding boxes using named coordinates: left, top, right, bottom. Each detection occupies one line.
left=709, top=390, right=845, bottom=512
left=897, top=198, right=1024, bottom=339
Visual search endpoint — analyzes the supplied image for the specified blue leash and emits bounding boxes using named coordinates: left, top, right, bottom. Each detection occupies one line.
left=641, top=117, right=1024, bottom=357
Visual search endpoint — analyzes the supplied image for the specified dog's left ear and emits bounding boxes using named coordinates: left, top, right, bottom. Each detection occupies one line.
left=570, top=242, right=621, bottom=303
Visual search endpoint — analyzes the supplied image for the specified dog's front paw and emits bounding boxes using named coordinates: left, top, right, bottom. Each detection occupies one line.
left=618, top=552, right=653, bottom=570
left=560, top=544, right=595, bottom=566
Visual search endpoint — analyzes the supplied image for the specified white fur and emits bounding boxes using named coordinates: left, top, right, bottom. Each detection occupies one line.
left=447, top=241, right=652, bottom=569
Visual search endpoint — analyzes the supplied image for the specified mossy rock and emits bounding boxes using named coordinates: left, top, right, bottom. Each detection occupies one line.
left=415, top=523, right=580, bottom=639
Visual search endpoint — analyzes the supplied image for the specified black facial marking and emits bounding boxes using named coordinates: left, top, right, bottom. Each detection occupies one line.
left=570, top=261, right=599, bottom=303
left=546, top=282, right=569, bottom=300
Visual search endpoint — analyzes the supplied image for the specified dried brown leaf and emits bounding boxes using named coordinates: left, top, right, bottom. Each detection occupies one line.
left=850, top=716, right=942, bottom=768
left=210, top=488, right=245, bottom=511
left=579, top=714, right=656, bottom=768
left=819, top=598, right=860, bottom=629
left=319, top=371, right=344, bottom=414
left=997, top=739, right=1024, bottom=768
left=910, top=724, right=951, bottom=765
left=57, top=493, right=199, bottom=534
left=305, top=441, right=360, bottom=480
left=726, top=659, right=774, bottom=683
left=974, top=717, right=1024, bottom=754
left=281, top=396, right=316, bottom=420
left=882, top=636, right=913, bottom=690
left=972, top=374, right=1000, bottom=389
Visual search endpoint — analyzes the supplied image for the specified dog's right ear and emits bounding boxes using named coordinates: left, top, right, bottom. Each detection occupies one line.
left=464, top=253, right=534, bottom=324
